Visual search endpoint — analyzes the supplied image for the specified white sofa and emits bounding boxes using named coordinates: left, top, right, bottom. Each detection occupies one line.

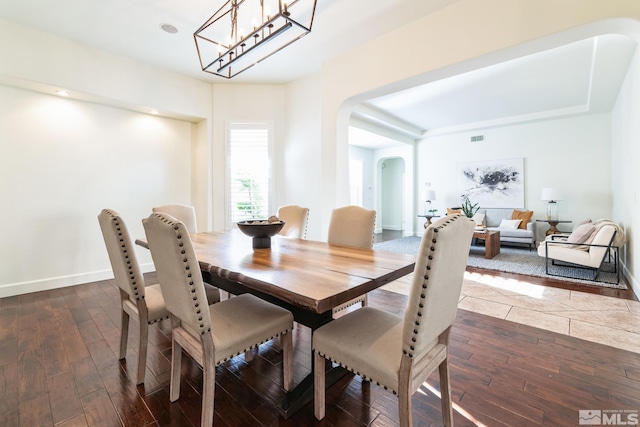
left=476, top=208, right=536, bottom=249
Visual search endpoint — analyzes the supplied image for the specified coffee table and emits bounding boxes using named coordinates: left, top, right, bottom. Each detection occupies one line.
left=473, top=230, right=500, bottom=259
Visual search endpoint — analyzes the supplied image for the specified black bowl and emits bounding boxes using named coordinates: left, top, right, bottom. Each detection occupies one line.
left=237, top=220, right=285, bottom=248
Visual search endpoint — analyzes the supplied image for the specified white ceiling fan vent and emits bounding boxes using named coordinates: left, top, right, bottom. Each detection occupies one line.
left=470, top=135, right=484, bottom=142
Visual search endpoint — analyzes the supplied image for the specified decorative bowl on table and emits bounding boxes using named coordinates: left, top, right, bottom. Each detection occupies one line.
left=237, top=217, right=286, bottom=249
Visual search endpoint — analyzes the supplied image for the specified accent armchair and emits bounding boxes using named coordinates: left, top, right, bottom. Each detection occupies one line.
left=537, top=219, right=622, bottom=284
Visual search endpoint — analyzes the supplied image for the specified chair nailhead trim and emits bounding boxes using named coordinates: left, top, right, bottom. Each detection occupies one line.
left=404, top=214, right=462, bottom=358
left=314, top=350, right=397, bottom=394
left=215, top=329, right=291, bottom=366
left=106, top=210, right=142, bottom=299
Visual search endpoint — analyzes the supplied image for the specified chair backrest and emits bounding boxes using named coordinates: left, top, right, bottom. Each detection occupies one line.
left=588, top=224, right=616, bottom=264
left=152, top=204, right=198, bottom=234
left=142, top=212, right=212, bottom=335
left=97, top=209, right=146, bottom=300
left=277, top=205, right=309, bottom=238
left=402, top=215, right=475, bottom=358
left=327, top=206, right=376, bottom=249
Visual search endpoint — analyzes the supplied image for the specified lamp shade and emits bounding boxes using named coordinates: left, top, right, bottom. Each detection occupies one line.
left=425, top=190, right=436, bottom=201
left=541, top=188, right=563, bottom=202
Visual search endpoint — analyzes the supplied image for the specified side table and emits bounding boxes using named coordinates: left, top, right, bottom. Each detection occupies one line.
left=536, top=219, right=572, bottom=236
left=417, top=214, right=440, bottom=228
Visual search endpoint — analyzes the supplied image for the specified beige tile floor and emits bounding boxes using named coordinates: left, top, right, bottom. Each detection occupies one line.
left=381, top=271, right=640, bottom=354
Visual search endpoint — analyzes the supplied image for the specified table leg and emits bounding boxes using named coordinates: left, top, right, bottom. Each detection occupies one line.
left=484, top=233, right=500, bottom=259
left=278, top=362, right=348, bottom=418
left=546, top=221, right=560, bottom=236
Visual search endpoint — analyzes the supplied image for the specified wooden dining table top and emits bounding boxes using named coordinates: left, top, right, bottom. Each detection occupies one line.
left=137, top=229, right=416, bottom=315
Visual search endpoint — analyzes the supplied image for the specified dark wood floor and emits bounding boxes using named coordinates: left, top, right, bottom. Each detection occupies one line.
left=1, top=244, right=639, bottom=425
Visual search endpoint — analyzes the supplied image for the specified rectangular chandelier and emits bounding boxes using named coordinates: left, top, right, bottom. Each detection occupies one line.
left=194, top=0, right=317, bottom=79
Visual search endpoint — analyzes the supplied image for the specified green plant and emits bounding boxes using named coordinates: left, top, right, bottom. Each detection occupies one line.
left=428, top=208, right=438, bottom=214
left=460, top=197, right=479, bottom=218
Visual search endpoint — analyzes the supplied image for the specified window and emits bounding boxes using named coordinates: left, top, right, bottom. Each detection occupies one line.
left=227, top=123, right=272, bottom=225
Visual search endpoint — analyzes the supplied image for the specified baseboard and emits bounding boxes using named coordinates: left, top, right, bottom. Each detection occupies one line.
left=622, top=262, right=639, bottom=298
left=0, top=263, right=157, bottom=298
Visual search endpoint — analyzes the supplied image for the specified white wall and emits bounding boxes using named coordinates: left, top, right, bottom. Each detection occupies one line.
left=418, top=114, right=612, bottom=243
left=283, top=74, right=323, bottom=240
left=612, top=45, right=640, bottom=297
left=0, top=85, right=193, bottom=296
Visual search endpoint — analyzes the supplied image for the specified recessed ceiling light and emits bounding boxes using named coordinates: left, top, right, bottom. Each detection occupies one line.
left=56, top=90, right=69, bottom=97
left=160, top=23, right=178, bottom=34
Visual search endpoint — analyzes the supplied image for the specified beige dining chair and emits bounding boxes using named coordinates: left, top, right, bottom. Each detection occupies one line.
left=277, top=204, right=309, bottom=238
left=327, top=205, right=376, bottom=313
left=142, top=212, right=294, bottom=427
left=98, top=208, right=171, bottom=385
left=153, top=203, right=230, bottom=297
left=313, top=215, right=475, bottom=427
left=152, top=204, right=198, bottom=233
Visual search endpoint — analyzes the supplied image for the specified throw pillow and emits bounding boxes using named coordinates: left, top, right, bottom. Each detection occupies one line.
left=511, top=209, right=533, bottom=230
left=572, top=218, right=592, bottom=231
left=567, top=223, right=596, bottom=245
left=447, top=208, right=463, bottom=215
left=498, top=219, right=522, bottom=229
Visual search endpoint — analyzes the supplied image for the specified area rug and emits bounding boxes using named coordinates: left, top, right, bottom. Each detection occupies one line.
left=374, top=237, right=626, bottom=290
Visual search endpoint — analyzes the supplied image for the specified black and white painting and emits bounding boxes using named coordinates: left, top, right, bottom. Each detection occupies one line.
left=457, top=158, right=524, bottom=208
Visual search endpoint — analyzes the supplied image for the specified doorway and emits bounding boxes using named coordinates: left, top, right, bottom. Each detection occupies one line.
left=379, top=157, right=405, bottom=236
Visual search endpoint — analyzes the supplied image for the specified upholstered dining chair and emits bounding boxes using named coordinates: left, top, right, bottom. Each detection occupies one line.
left=313, top=215, right=475, bottom=427
left=327, top=205, right=376, bottom=313
left=277, top=204, right=309, bottom=238
left=142, top=212, right=294, bottom=427
left=153, top=203, right=229, bottom=297
left=98, top=208, right=171, bottom=385
left=152, top=204, right=198, bottom=233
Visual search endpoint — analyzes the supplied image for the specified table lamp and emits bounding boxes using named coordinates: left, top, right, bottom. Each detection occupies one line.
left=541, top=188, right=563, bottom=221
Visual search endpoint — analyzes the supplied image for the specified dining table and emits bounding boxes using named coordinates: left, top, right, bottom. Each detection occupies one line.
left=136, top=229, right=416, bottom=418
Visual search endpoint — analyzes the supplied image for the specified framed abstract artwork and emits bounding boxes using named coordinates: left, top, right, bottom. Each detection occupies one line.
left=457, top=158, right=524, bottom=208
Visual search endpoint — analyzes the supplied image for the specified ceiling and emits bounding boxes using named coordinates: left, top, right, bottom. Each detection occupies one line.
left=0, top=0, right=636, bottom=145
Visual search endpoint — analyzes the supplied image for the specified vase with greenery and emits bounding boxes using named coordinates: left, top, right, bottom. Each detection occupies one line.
left=460, top=197, right=479, bottom=218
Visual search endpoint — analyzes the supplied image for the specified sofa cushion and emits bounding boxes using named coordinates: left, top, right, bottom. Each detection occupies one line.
left=499, top=219, right=521, bottom=229
left=511, top=209, right=533, bottom=230
left=447, top=208, right=462, bottom=215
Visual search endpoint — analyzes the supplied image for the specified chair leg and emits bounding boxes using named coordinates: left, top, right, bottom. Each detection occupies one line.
left=398, top=358, right=412, bottom=427
left=282, top=331, right=293, bottom=391
left=397, top=388, right=412, bottom=427
left=438, top=358, right=454, bottom=427
left=201, top=362, right=215, bottom=427
left=119, top=308, right=130, bottom=360
left=136, top=321, right=149, bottom=385
left=170, top=336, right=183, bottom=402
left=313, top=351, right=326, bottom=420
